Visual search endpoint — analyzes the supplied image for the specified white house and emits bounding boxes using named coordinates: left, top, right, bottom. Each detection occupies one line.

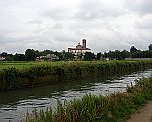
left=0, top=56, right=5, bottom=61
left=36, top=54, right=59, bottom=61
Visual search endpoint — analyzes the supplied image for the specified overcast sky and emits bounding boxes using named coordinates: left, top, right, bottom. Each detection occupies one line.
left=0, top=0, right=152, bottom=54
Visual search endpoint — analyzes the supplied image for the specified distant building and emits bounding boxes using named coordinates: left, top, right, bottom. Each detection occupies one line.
left=36, top=54, right=59, bottom=61
left=68, top=39, right=91, bottom=56
left=0, top=56, right=5, bottom=61
left=46, top=54, right=59, bottom=60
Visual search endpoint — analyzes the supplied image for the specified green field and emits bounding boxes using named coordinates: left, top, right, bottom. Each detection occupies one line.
left=0, top=60, right=128, bottom=71
left=0, top=60, right=150, bottom=69
left=0, top=62, right=31, bottom=70
left=0, top=61, right=58, bottom=70
left=0, top=61, right=101, bottom=70
left=0, top=61, right=82, bottom=72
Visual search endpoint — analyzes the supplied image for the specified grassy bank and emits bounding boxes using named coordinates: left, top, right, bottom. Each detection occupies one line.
left=26, top=77, right=152, bottom=122
left=0, top=60, right=152, bottom=91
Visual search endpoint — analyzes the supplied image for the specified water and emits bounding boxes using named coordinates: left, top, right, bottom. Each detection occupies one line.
left=0, top=69, right=152, bottom=122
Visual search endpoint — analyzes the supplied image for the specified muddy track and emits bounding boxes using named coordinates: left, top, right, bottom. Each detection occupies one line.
left=127, top=101, right=152, bottom=122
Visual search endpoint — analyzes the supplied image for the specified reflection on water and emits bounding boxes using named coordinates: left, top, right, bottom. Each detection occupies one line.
left=0, top=69, right=152, bottom=122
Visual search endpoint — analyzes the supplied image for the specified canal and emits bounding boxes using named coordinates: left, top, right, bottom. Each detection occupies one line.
left=0, top=69, right=152, bottom=122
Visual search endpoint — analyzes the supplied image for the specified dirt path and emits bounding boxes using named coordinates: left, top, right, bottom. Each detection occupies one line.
left=127, top=101, right=152, bottom=122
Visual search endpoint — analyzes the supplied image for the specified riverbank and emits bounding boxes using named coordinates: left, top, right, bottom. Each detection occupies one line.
left=0, top=60, right=152, bottom=91
left=26, top=77, right=152, bottom=122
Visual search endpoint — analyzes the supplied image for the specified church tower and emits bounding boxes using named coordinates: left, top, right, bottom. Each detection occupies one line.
left=82, top=39, right=86, bottom=49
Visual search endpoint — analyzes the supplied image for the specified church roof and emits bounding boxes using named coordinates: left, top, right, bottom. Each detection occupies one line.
left=68, top=48, right=91, bottom=50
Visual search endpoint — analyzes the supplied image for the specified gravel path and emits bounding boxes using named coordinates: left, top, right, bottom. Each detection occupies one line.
left=127, top=101, right=152, bottom=122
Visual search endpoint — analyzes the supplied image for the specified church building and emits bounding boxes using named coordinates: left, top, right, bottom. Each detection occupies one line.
left=68, top=39, right=91, bottom=56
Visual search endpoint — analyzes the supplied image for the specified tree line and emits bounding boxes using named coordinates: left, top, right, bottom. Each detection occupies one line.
left=0, top=44, right=152, bottom=61
left=0, top=49, right=74, bottom=61
left=97, top=44, right=152, bottom=60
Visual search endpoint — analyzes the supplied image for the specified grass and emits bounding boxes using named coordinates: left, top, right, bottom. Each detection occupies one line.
left=0, top=60, right=152, bottom=91
left=0, top=60, right=151, bottom=70
left=26, top=77, right=152, bottom=122
left=0, top=61, right=60, bottom=70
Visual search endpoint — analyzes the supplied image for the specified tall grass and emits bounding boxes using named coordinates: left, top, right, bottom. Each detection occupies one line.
left=26, top=77, right=152, bottom=122
left=0, top=60, right=152, bottom=91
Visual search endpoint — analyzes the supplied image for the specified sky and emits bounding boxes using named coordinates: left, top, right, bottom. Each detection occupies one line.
left=0, top=0, right=152, bottom=54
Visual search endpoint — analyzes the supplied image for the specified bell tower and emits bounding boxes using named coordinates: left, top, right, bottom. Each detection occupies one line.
left=82, top=39, right=86, bottom=49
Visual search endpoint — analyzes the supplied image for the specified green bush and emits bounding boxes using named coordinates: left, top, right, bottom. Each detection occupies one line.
left=0, top=67, right=20, bottom=90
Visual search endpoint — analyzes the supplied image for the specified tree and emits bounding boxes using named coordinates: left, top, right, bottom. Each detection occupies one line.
left=35, top=50, right=40, bottom=57
left=6, top=54, right=14, bottom=61
left=64, top=52, right=74, bottom=60
left=58, top=53, right=64, bottom=60
left=121, top=50, right=130, bottom=59
left=149, top=44, right=152, bottom=51
left=130, top=46, right=137, bottom=53
left=97, top=52, right=102, bottom=60
left=114, top=50, right=122, bottom=60
left=131, top=51, right=140, bottom=58
left=1, top=52, right=8, bottom=57
left=42, top=50, right=53, bottom=55
left=25, top=49, right=36, bottom=61
left=14, top=53, right=26, bottom=61
left=131, top=50, right=152, bottom=58
left=84, top=52, right=95, bottom=61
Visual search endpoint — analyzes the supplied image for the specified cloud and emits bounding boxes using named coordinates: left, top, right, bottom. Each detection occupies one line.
left=0, top=0, right=152, bottom=54
left=75, top=0, right=126, bottom=21
left=124, top=0, right=152, bottom=14
left=135, top=14, right=152, bottom=29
